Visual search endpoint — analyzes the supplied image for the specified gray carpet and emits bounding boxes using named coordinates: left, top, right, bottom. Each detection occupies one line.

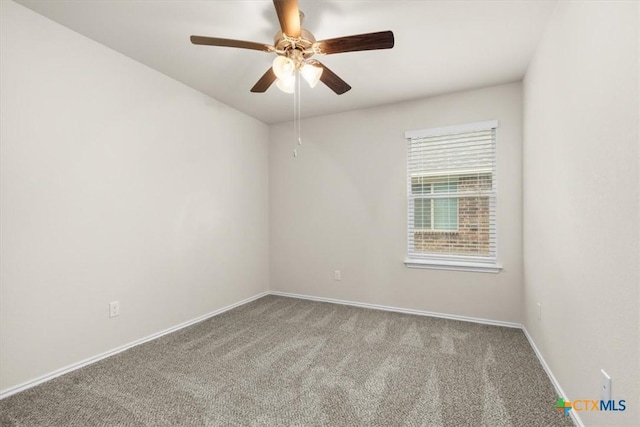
left=1, top=295, right=573, bottom=426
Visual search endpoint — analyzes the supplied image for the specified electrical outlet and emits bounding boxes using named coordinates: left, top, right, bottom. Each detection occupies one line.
left=601, top=369, right=611, bottom=401
left=109, top=301, right=120, bottom=318
left=537, top=302, right=542, bottom=320
left=334, top=270, right=341, bottom=281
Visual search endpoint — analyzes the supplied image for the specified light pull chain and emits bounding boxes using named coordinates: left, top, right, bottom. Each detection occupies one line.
left=293, top=72, right=302, bottom=158
left=293, top=77, right=297, bottom=157
left=297, top=71, right=302, bottom=147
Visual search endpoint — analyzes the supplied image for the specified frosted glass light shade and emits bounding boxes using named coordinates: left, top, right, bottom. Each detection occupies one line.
left=276, top=75, right=295, bottom=94
left=300, top=63, right=323, bottom=88
left=272, top=56, right=296, bottom=80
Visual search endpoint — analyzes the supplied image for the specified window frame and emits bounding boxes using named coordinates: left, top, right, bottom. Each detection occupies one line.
left=404, top=121, right=502, bottom=274
left=411, top=177, right=459, bottom=233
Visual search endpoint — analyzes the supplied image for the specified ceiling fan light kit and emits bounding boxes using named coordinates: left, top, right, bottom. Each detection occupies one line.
left=190, top=0, right=395, bottom=95
left=273, top=54, right=323, bottom=91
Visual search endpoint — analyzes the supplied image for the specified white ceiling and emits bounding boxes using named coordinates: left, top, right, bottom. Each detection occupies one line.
left=16, top=0, right=556, bottom=124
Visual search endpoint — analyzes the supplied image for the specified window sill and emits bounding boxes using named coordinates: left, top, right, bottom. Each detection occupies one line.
left=404, top=257, right=502, bottom=273
left=414, top=229, right=459, bottom=235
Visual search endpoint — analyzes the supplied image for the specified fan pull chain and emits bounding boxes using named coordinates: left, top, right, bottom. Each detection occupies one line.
left=293, top=72, right=302, bottom=158
left=297, top=73, right=302, bottom=146
left=293, top=80, right=297, bottom=157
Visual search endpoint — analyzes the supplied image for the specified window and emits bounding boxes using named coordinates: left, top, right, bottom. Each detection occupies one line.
left=404, top=121, right=501, bottom=273
left=412, top=178, right=459, bottom=231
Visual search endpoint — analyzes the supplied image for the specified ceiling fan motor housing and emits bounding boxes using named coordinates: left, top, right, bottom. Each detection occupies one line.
left=274, top=29, right=316, bottom=59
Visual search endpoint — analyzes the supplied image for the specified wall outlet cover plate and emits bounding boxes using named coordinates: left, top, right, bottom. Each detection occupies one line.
left=600, top=369, right=611, bottom=401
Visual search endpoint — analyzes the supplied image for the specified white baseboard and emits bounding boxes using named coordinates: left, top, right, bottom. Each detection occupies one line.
left=522, top=327, right=583, bottom=427
left=269, top=290, right=522, bottom=329
left=0, top=290, right=269, bottom=400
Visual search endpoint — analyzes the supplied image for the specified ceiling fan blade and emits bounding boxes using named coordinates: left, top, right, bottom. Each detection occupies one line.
left=250, top=68, right=277, bottom=93
left=273, top=0, right=301, bottom=38
left=314, top=31, right=394, bottom=55
left=312, top=61, right=351, bottom=95
left=190, top=36, right=273, bottom=52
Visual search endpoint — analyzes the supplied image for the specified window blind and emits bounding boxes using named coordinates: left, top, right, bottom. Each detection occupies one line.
left=405, top=121, right=498, bottom=269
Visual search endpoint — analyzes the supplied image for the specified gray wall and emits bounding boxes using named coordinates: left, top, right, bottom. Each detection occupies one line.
left=270, top=83, right=523, bottom=323
left=523, top=1, right=639, bottom=425
left=0, top=1, right=269, bottom=391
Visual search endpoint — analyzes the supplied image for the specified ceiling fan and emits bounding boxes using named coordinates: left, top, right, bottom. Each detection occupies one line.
left=190, top=0, right=394, bottom=95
